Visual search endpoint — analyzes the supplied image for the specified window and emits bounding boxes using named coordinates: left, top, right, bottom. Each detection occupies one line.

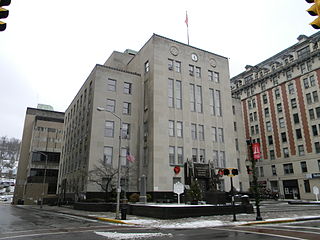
left=212, top=127, right=217, bottom=142
left=213, top=150, right=219, bottom=167
left=107, top=79, right=116, bottom=92
left=208, top=70, right=213, bottom=81
left=291, top=98, right=297, bottom=109
left=192, top=148, right=198, bottom=162
left=300, top=161, right=308, bottom=173
left=255, top=125, right=259, bottom=134
left=218, top=128, right=224, bottom=143
left=123, top=102, right=131, bottom=115
left=301, top=63, right=307, bottom=74
left=310, top=75, right=316, bottom=86
left=168, top=120, right=175, bottom=137
left=306, top=93, right=312, bottom=104
left=265, top=108, right=270, bottom=117
left=313, top=91, right=319, bottom=103
left=177, top=121, right=183, bottom=138
left=316, top=107, right=320, bottom=118
left=272, top=165, right=277, bottom=176
left=120, top=148, right=128, bottom=166
left=260, top=167, right=264, bottom=177
left=293, top=113, right=299, bottom=124
left=189, top=65, right=194, bottom=76
left=268, top=135, right=273, bottom=145
left=175, top=80, right=182, bottom=109
left=199, top=149, right=205, bottom=163
left=169, top=146, right=175, bottom=165
left=304, top=180, right=311, bottom=193
left=283, top=163, right=294, bottom=174
left=213, top=72, right=219, bottom=82
left=122, top=123, right=130, bottom=139
left=168, top=59, right=174, bottom=70
left=215, top=90, right=222, bottom=116
left=279, top=118, right=285, bottom=128
left=296, top=129, right=302, bottom=139
left=196, top=85, right=203, bottom=113
left=270, top=150, right=275, bottom=160
left=175, top=61, right=181, bottom=73
left=277, top=103, right=282, bottom=113
left=103, top=146, right=113, bottom=165
left=219, top=151, right=226, bottom=168
left=274, top=88, right=280, bottom=99
left=297, top=46, right=310, bottom=58
left=251, top=126, right=255, bottom=135
left=288, top=83, right=295, bottom=94
left=168, top=79, right=174, bottom=108
left=209, top=89, right=215, bottom=115
left=281, top=132, right=287, bottom=143
left=234, top=122, right=237, bottom=131
left=232, top=105, right=236, bottom=115
left=177, top=147, right=183, bottom=165
left=145, top=61, right=149, bottom=73
left=315, top=142, right=320, bottom=153
left=191, top=123, right=197, bottom=140
left=106, top=99, right=115, bottom=113
left=198, top=125, right=204, bottom=141
left=266, top=121, right=272, bottom=132
left=235, top=138, right=239, bottom=151
left=312, top=125, right=318, bottom=136
left=104, top=121, right=114, bottom=137
left=286, top=70, right=293, bottom=80
left=309, top=109, right=315, bottom=120
left=195, top=67, right=201, bottom=78
left=303, top=78, right=309, bottom=89
left=298, top=145, right=305, bottom=156
left=318, top=160, right=320, bottom=171
left=190, top=84, right=196, bottom=111
left=124, top=82, right=132, bottom=94
left=262, top=94, right=268, bottom=104
left=283, top=147, right=289, bottom=158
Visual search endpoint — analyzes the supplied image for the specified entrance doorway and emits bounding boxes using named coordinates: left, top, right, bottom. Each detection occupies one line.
left=283, top=179, right=300, bottom=199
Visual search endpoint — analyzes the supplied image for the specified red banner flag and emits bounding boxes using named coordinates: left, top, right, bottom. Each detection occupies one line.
left=185, top=11, right=188, bottom=27
left=252, top=143, right=261, bottom=160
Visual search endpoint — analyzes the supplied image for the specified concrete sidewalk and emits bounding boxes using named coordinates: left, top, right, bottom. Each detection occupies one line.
left=15, top=201, right=320, bottom=229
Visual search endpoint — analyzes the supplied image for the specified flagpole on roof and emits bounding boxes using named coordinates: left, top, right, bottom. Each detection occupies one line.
left=185, top=11, right=189, bottom=45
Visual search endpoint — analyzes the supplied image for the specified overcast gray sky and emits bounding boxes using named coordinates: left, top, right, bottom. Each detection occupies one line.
left=0, top=0, right=316, bottom=139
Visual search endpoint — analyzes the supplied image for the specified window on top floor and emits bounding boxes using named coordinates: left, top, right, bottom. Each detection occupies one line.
left=297, top=46, right=310, bottom=59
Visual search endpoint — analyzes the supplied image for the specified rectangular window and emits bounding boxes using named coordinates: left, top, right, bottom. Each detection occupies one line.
left=219, top=151, right=226, bottom=168
left=283, top=163, right=294, bottom=174
left=145, top=61, right=150, bottom=73
left=213, top=72, right=219, bottom=83
left=191, top=123, right=197, bottom=140
left=168, top=79, right=174, bottom=108
left=274, top=88, right=280, bottom=99
left=313, top=91, right=319, bottom=102
left=213, top=150, right=218, bottom=167
left=265, top=108, right=270, bottom=117
left=262, top=94, right=268, bottom=104
left=270, top=150, right=275, bottom=160
left=279, top=117, right=285, bottom=128
left=306, top=93, right=312, bottom=104
left=209, top=88, right=215, bottom=115
left=309, top=109, right=315, bottom=120
left=177, top=147, right=183, bottom=165
left=312, top=125, right=318, bottom=136
left=272, top=165, right=277, bottom=176
left=168, top=120, right=175, bottom=137
left=281, top=132, right=287, bottom=143
left=316, top=107, right=320, bottom=118
left=175, top=80, right=182, bottom=109
left=122, top=123, right=130, bottom=139
left=218, top=128, right=224, bottom=143
left=298, top=145, right=305, bottom=156
left=168, top=59, right=174, bottom=70
left=286, top=70, right=293, bottom=80
left=104, top=121, right=114, bottom=137
left=189, top=65, right=194, bottom=76
left=296, top=129, right=302, bottom=139
left=266, top=121, right=272, bottom=132
left=196, top=85, right=203, bottom=113
left=303, top=78, right=309, bottom=89
left=291, top=98, right=297, bottom=109
left=123, top=102, right=131, bottom=115
left=234, top=122, right=237, bottom=131
left=293, top=113, right=300, bottom=124
left=195, top=66, right=201, bottom=78
left=304, top=180, right=311, bottom=193
left=235, top=138, right=239, bottom=151
left=190, top=84, right=196, bottom=112
left=212, top=127, right=217, bottom=142
left=215, top=89, right=222, bottom=116
left=301, top=161, right=308, bottom=172
left=268, top=135, right=273, bottom=145
left=315, top=142, right=320, bottom=153
left=106, top=99, right=115, bottom=113
left=107, top=79, right=116, bottom=92
left=177, top=121, right=183, bottom=138
left=260, top=167, right=264, bottom=177
left=283, top=147, right=289, bottom=158
left=208, top=70, right=213, bottom=81
left=192, top=148, right=198, bottom=162
left=199, top=149, right=205, bottom=163
left=198, top=125, right=205, bottom=141
left=288, top=83, right=295, bottom=94
left=123, top=82, right=132, bottom=94
left=169, top=146, right=175, bottom=165
left=120, top=148, right=127, bottom=166
left=277, top=103, right=282, bottom=113
left=103, top=146, right=113, bottom=165
left=175, top=61, right=181, bottom=73
left=310, top=75, right=316, bottom=86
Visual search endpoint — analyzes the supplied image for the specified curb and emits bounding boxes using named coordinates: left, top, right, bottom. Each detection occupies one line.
left=240, top=216, right=320, bottom=226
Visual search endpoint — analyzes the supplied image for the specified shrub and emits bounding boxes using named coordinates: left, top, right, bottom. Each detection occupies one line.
left=129, top=193, right=140, bottom=202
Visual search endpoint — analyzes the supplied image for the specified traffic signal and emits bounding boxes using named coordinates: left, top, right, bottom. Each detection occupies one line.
left=231, top=169, right=239, bottom=176
left=223, top=169, right=230, bottom=176
left=306, top=0, right=320, bottom=29
left=0, top=0, right=10, bottom=31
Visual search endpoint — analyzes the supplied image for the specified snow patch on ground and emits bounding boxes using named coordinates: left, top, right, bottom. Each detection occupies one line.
left=94, top=231, right=172, bottom=239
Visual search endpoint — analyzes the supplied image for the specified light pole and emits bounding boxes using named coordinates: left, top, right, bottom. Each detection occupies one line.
left=34, top=151, right=48, bottom=209
left=97, top=107, right=122, bottom=219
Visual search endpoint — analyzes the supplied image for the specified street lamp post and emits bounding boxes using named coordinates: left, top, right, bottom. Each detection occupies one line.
left=97, top=107, right=122, bottom=219
left=34, top=151, right=48, bottom=209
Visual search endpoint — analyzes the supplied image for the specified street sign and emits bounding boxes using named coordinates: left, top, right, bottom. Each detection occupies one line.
left=174, top=182, right=184, bottom=204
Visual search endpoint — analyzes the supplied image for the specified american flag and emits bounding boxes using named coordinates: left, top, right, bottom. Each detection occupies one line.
left=126, top=149, right=135, bottom=163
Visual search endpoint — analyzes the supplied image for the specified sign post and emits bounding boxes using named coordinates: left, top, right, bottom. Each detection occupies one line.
left=174, top=182, right=184, bottom=204
left=313, top=186, right=319, bottom=201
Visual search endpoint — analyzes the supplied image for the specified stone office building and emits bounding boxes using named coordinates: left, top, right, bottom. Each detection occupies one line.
left=58, top=34, right=249, bottom=201
left=231, top=32, right=320, bottom=200
left=13, top=106, right=64, bottom=205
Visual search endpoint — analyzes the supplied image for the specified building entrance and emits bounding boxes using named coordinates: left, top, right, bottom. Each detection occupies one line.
left=283, top=179, right=300, bottom=199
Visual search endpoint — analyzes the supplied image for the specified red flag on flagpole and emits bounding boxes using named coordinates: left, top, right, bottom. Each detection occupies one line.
left=185, top=11, right=189, bottom=27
